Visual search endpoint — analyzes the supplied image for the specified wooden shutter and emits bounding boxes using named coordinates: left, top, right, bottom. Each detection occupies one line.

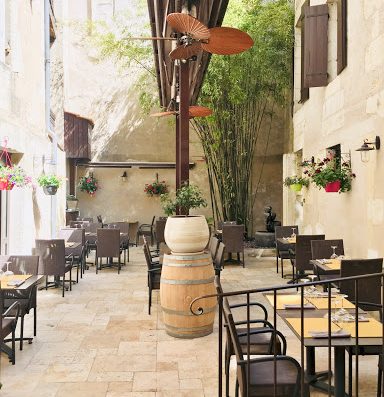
left=300, top=1, right=309, bottom=103
left=304, top=4, right=329, bottom=88
left=337, top=0, right=347, bottom=74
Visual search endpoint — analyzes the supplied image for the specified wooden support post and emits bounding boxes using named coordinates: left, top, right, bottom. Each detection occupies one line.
left=68, top=159, right=76, bottom=195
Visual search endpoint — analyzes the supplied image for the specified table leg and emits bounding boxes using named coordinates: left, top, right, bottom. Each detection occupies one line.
left=305, top=346, right=334, bottom=393
left=334, top=346, right=346, bottom=397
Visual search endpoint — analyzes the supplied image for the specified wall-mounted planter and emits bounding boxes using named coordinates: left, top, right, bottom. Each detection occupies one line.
left=43, top=185, right=58, bottom=195
left=325, top=180, right=341, bottom=193
left=290, top=183, right=303, bottom=192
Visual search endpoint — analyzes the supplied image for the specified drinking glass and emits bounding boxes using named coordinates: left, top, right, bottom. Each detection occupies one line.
left=330, top=246, right=338, bottom=259
left=4, top=261, right=13, bottom=276
left=291, top=228, right=296, bottom=238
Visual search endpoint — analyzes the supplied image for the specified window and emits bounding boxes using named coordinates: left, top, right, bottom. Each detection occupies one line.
left=0, top=0, right=10, bottom=65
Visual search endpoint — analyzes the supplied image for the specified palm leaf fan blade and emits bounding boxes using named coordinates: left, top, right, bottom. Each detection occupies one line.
left=166, top=13, right=210, bottom=40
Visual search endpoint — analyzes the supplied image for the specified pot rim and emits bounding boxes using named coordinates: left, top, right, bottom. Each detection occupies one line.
left=168, top=215, right=204, bottom=218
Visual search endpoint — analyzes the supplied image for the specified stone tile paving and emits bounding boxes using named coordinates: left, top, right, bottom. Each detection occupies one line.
left=0, top=248, right=378, bottom=396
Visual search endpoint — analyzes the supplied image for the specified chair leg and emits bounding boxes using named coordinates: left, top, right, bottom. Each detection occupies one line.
left=377, top=365, right=382, bottom=397
left=76, top=263, right=79, bottom=283
left=118, top=256, right=121, bottom=274
left=348, top=350, right=353, bottom=397
left=127, top=245, right=130, bottom=262
left=148, top=286, right=152, bottom=315
left=276, top=254, right=279, bottom=273
left=281, top=258, right=284, bottom=278
left=69, top=269, right=72, bottom=291
left=235, top=378, right=239, bottom=397
left=34, top=307, right=37, bottom=337
left=62, top=275, right=65, bottom=297
left=96, top=256, right=98, bottom=274
left=242, top=252, right=245, bottom=268
left=11, top=329, right=15, bottom=365
left=19, top=315, right=24, bottom=350
left=225, top=349, right=230, bottom=397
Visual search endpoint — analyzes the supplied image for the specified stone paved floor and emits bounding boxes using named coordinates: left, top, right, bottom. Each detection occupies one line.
left=0, top=247, right=379, bottom=396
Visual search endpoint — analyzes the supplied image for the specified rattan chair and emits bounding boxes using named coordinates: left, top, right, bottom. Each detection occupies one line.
left=35, top=239, right=73, bottom=297
left=143, top=245, right=161, bottom=315
left=339, top=258, right=384, bottom=396
left=0, top=255, right=39, bottom=350
left=310, top=239, right=344, bottom=281
left=222, top=294, right=308, bottom=397
left=155, top=218, right=167, bottom=250
left=59, top=228, right=86, bottom=281
left=222, top=224, right=245, bottom=267
left=289, top=234, right=325, bottom=283
left=208, top=236, right=220, bottom=259
left=106, top=222, right=130, bottom=263
left=95, top=229, right=122, bottom=274
left=137, top=216, right=156, bottom=246
left=275, top=225, right=298, bottom=277
left=128, top=221, right=139, bottom=247
left=0, top=287, right=20, bottom=365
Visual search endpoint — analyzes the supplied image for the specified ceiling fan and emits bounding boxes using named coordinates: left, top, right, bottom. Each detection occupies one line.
left=166, top=13, right=254, bottom=60
left=151, top=105, right=213, bottom=119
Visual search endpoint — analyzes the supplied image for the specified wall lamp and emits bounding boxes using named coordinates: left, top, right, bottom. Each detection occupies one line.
left=120, top=171, right=128, bottom=182
left=356, top=136, right=380, bottom=163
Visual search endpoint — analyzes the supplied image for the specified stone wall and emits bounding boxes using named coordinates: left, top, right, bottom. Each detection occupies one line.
left=289, top=0, right=384, bottom=258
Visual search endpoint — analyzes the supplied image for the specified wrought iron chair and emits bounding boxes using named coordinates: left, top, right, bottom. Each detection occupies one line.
left=222, top=295, right=308, bottom=397
left=95, top=229, right=122, bottom=274
left=275, top=225, right=298, bottom=277
left=35, top=239, right=73, bottom=297
left=137, top=216, right=156, bottom=246
left=0, top=255, right=39, bottom=350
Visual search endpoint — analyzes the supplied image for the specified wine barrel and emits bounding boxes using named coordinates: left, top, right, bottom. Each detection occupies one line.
left=160, top=252, right=217, bottom=338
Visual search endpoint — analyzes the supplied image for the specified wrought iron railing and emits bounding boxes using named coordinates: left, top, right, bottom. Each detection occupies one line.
left=191, top=272, right=384, bottom=397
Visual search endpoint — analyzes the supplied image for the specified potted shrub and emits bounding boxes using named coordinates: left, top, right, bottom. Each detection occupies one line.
left=78, top=174, right=98, bottom=196
left=283, top=175, right=310, bottom=192
left=66, top=194, right=79, bottom=210
left=0, top=165, right=31, bottom=190
left=37, top=174, right=62, bottom=195
left=160, top=184, right=209, bottom=254
left=302, top=157, right=356, bottom=193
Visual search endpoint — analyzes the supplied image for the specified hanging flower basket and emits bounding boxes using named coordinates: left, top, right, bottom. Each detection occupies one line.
left=78, top=174, right=98, bottom=196
left=325, top=180, right=341, bottom=193
left=37, top=174, right=62, bottom=195
left=144, top=174, right=168, bottom=197
left=290, top=183, right=303, bottom=192
left=0, top=178, right=14, bottom=191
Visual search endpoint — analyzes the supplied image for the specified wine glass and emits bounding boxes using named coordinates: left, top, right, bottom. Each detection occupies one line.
left=291, top=228, right=296, bottom=238
left=4, top=261, right=13, bottom=276
left=330, top=246, right=338, bottom=259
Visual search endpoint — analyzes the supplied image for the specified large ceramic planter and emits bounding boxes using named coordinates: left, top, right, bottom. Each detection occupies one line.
left=0, top=179, right=14, bottom=191
left=290, top=183, right=302, bottom=192
left=164, top=215, right=210, bottom=255
left=43, top=185, right=58, bottom=195
left=325, top=180, right=341, bottom=193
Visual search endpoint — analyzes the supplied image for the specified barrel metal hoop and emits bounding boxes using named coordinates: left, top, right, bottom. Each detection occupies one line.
left=164, top=262, right=212, bottom=268
left=166, top=324, right=213, bottom=332
left=161, top=276, right=215, bottom=285
left=162, top=306, right=216, bottom=316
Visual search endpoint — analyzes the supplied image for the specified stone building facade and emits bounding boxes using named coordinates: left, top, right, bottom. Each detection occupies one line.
left=0, top=0, right=66, bottom=254
left=287, top=0, right=384, bottom=258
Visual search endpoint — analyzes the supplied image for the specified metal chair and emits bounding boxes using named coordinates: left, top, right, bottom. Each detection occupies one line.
left=59, top=228, right=86, bottom=281
left=35, top=239, right=73, bottom=297
left=143, top=244, right=161, bottom=315
left=95, top=229, right=122, bottom=274
left=222, top=224, right=245, bottom=267
left=289, top=234, right=325, bottom=283
left=0, top=255, right=39, bottom=350
left=136, top=216, right=156, bottom=246
left=275, top=225, right=298, bottom=277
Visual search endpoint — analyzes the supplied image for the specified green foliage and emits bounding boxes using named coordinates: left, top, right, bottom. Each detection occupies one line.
left=37, top=174, right=62, bottom=188
left=194, top=0, right=294, bottom=231
left=78, top=175, right=99, bottom=196
left=0, top=165, right=31, bottom=187
left=283, top=176, right=309, bottom=188
left=160, top=184, right=208, bottom=216
left=302, top=157, right=356, bottom=193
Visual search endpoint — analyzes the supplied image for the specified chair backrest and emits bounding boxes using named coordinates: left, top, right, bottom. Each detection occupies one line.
left=295, top=234, right=325, bottom=272
left=35, top=239, right=66, bottom=276
left=340, top=258, right=383, bottom=312
left=89, top=222, right=103, bottom=233
left=129, top=221, right=139, bottom=243
left=96, top=229, right=120, bottom=258
left=275, top=225, right=299, bottom=239
left=217, top=220, right=236, bottom=230
left=58, top=228, right=85, bottom=255
left=214, top=242, right=226, bottom=270
left=82, top=217, right=93, bottom=222
left=150, top=215, right=156, bottom=227
left=0, top=255, right=39, bottom=275
left=311, top=239, right=344, bottom=259
left=97, top=215, right=103, bottom=224
left=155, top=219, right=167, bottom=245
left=208, top=236, right=219, bottom=259
left=222, top=225, right=244, bottom=252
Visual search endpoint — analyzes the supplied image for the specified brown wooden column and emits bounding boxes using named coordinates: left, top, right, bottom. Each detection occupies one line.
left=177, top=60, right=190, bottom=215
left=68, top=159, right=76, bottom=195
left=176, top=116, right=180, bottom=190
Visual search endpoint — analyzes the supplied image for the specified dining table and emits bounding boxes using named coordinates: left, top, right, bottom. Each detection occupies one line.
left=263, top=291, right=383, bottom=397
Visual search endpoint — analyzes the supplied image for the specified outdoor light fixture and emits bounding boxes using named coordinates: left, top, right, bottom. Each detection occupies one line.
left=355, top=136, right=381, bottom=163
left=120, top=171, right=128, bottom=182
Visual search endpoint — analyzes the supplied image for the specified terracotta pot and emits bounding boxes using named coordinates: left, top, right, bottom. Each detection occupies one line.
left=43, top=185, right=58, bottom=195
left=164, top=215, right=209, bottom=255
left=290, top=183, right=302, bottom=192
left=0, top=179, right=14, bottom=191
left=325, top=180, right=341, bottom=193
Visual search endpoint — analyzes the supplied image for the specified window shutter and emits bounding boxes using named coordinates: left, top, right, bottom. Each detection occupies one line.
left=300, top=1, right=309, bottom=103
left=304, top=4, right=329, bottom=88
left=337, top=0, right=347, bottom=74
